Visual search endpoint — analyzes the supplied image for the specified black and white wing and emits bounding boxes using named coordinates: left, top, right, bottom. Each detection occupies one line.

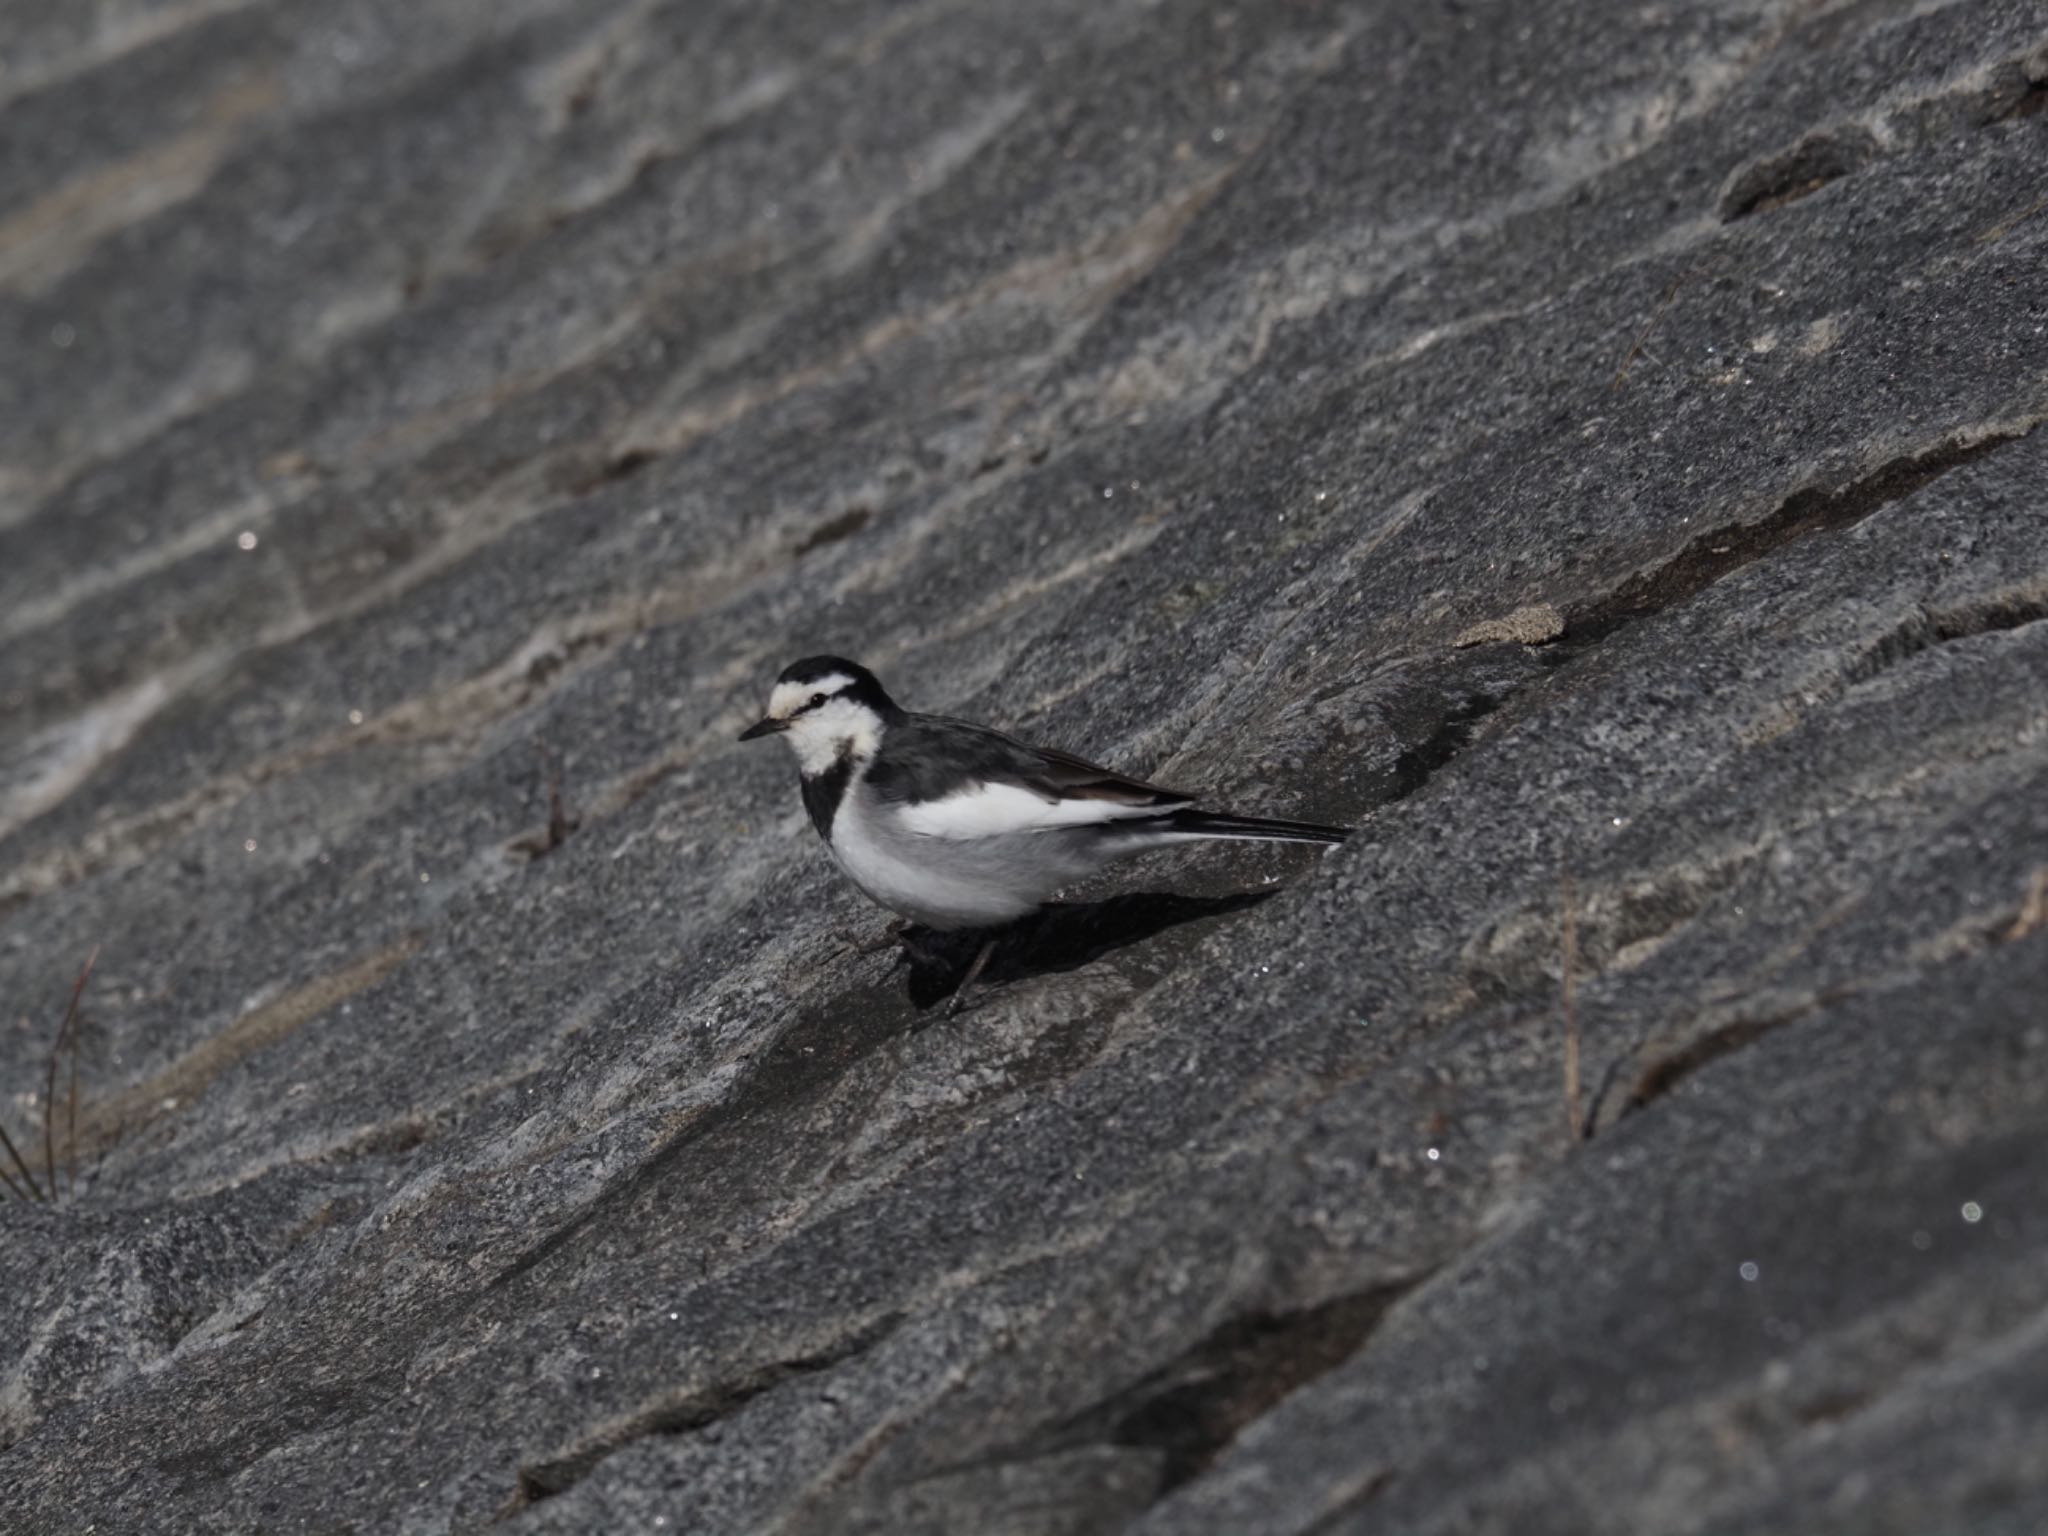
left=867, top=714, right=1194, bottom=839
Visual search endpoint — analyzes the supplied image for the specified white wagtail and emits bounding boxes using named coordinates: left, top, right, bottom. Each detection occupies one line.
left=740, top=657, right=1347, bottom=999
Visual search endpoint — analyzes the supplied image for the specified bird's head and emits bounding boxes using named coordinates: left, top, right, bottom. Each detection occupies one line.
left=738, top=656, right=897, bottom=772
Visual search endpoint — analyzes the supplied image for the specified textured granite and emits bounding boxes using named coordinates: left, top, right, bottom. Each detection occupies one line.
left=3, top=0, right=2046, bottom=1530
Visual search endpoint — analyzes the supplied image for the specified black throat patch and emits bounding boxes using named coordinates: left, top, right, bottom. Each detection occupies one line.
left=799, top=747, right=856, bottom=839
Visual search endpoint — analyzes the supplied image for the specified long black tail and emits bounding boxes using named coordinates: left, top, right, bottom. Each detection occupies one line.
left=1151, top=808, right=1349, bottom=846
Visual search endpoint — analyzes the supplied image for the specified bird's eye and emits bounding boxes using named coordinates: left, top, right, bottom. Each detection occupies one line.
left=809, top=692, right=827, bottom=710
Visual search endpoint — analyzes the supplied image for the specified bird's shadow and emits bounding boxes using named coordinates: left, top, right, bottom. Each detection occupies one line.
left=895, top=887, right=1280, bottom=1011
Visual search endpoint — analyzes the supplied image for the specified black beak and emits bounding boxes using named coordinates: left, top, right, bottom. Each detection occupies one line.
left=738, top=717, right=785, bottom=741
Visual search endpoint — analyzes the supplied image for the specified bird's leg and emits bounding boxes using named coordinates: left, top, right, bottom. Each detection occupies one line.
left=946, top=937, right=998, bottom=1016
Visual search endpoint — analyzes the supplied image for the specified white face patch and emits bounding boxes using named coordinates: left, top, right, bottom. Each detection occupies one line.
left=766, top=674, right=854, bottom=721
left=761, top=676, right=881, bottom=774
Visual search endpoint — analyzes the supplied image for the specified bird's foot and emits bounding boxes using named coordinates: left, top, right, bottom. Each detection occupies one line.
left=944, top=938, right=999, bottom=1017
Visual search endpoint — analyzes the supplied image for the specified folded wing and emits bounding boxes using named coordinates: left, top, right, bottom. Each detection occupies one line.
left=874, top=715, right=1196, bottom=840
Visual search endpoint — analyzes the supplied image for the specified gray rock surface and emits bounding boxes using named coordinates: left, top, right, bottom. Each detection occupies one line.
left=3, top=0, right=2046, bottom=1530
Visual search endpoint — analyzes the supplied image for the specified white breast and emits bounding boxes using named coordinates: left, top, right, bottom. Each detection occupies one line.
left=827, top=778, right=1128, bottom=929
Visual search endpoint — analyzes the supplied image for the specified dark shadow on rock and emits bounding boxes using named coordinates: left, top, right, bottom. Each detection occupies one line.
left=899, top=889, right=1280, bottom=1011
left=486, top=890, right=1277, bottom=1298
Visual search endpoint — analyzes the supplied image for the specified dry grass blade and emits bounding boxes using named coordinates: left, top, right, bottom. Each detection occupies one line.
left=0, top=1113, right=45, bottom=1200
left=1560, top=873, right=1583, bottom=1145
left=65, top=947, right=98, bottom=1196
left=66, top=1026, right=80, bottom=1198
left=2007, top=868, right=2048, bottom=942
left=511, top=741, right=581, bottom=859
left=547, top=764, right=574, bottom=851
left=39, top=945, right=99, bottom=1201
left=1612, top=276, right=1686, bottom=390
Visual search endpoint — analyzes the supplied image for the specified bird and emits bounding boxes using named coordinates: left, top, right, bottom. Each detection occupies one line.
left=738, top=656, right=1348, bottom=1004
